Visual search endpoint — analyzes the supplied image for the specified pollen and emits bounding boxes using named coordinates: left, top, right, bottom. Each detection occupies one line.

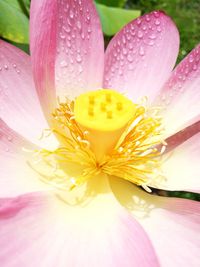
left=30, top=89, right=166, bottom=193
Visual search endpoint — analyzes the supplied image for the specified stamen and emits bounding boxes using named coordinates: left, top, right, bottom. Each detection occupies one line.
left=30, top=90, right=165, bottom=192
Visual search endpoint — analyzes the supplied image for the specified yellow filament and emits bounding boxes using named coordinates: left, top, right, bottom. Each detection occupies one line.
left=31, top=90, right=165, bottom=192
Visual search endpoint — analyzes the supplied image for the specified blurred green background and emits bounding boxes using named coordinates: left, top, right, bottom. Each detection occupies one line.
left=0, top=0, right=199, bottom=201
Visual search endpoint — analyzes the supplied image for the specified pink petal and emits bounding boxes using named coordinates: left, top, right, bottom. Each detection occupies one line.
left=110, top=177, right=200, bottom=267
left=0, top=40, right=53, bottom=147
left=157, top=133, right=200, bottom=193
left=0, top=119, right=48, bottom=197
left=0, top=180, right=159, bottom=267
left=30, top=0, right=104, bottom=111
left=155, top=44, right=200, bottom=137
left=104, top=11, right=179, bottom=102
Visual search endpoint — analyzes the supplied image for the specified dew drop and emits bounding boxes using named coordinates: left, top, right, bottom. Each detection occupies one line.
left=193, top=64, right=198, bottom=71
left=81, top=32, right=85, bottom=39
left=67, top=41, right=71, bottom=48
left=137, top=31, right=143, bottom=39
left=78, top=65, right=83, bottom=73
left=60, top=60, right=68, bottom=68
left=155, top=19, right=160, bottom=26
left=87, top=27, right=92, bottom=34
left=4, top=65, right=8, bottom=70
left=69, top=10, right=74, bottom=19
left=76, top=54, right=82, bottom=63
left=126, top=34, right=131, bottom=41
left=77, top=20, right=82, bottom=30
left=136, top=18, right=142, bottom=26
left=122, top=36, right=126, bottom=44
left=130, top=29, right=135, bottom=36
left=86, top=14, right=90, bottom=22
left=127, top=54, right=133, bottom=63
left=145, top=15, right=150, bottom=22
left=189, top=55, right=194, bottom=63
left=142, top=25, right=147, bottom=31
left=148, top=40, right=154, bottom=46
left=63, top=25, right=71, bottom=33
left=128, top=43, right=133, bottom=50
left=119, top=69, right=123, bottom=76
left=149, top=33, right=156, bottom=39
left=7, top=136, right=13, bottom=142
left=153, top=11, right=160, bottom=18
left=157, top=26, right=162, bottom=32
left=13, top=63, right=17, bottom=68
left=122, top=48, right=128, bottom=55
left=59, top=33, right=66, bottom=39
left=139, top=46, right=145, bottom=56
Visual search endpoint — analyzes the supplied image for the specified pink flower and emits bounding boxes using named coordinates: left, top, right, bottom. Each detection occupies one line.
left=0, top=1, right=200, bottom=266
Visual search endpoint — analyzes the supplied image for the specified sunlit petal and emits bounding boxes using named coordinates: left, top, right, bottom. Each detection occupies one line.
left=110, top=177, right=200, bottom=267
left=0, top=178, right=159, bottom=267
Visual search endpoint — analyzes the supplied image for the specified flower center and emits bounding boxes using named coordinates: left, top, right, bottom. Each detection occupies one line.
left=74, top=89, right=135, bottom=162
left=31, top=89, right=165, bottom=192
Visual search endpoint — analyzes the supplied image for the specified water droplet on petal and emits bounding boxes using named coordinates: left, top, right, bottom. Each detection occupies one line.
left=60, top=60, right=68, bottom=68
left=76, top=54, right=82, bottom=63
left=139, top=46, right=145, bottom=56
left=193, top=64, right=198, bottom=71
left=127, top=54, right=133, bottom=63
left=137, top=31, right=143, bottom=39
left=69, top=10, right=74, bottom=19
left=77, top=20, right=82, bottom=30
left=149, top=33, right=156, bottom=39
left=145, top=15, right=150, bottom=22
left=63, top=25, right=71, bottom=33
left=148, top=40, right=155, bottom=46
left=122, top=48, right=128, bottom=55
left=78, top=65, right=83, bottom=73
left=7, top=136, right=13, bottom=142
left=157, top=27, right=162, bottom=32
left=59, top=33, right=66, bottom=39
left=155, top=19, right=160, bottom=26
left=86, top=14, right=90, bottom=22
left=4, top=65, right=8, bottom=70
left=87, top=27, right=92, bottom=34
left=189, top=55, right=194, bottom=63
left=153, top=11, right=160, bottom=18
left=136, top=18, right=142, bottom=26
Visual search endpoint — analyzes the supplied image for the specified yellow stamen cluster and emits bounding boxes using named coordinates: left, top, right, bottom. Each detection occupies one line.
left=32, top=90, right=165, bottom=192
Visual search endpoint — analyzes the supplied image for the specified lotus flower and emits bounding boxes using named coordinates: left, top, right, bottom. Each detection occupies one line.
left=0, top=0, right=200, bottom=266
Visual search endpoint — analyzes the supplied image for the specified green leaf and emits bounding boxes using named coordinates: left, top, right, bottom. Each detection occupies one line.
left=10, top=41, right=29, bottom=54
left=95, top=3, right=141, bottom=36
left=95, top=0, right=127, bottom=8
left=0, top=0, right=29, bottom=43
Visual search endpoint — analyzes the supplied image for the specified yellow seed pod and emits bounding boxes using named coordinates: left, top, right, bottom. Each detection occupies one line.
left=74, top=89, right=135, bottom=131
left=74, top=89, right=135, bottom=161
